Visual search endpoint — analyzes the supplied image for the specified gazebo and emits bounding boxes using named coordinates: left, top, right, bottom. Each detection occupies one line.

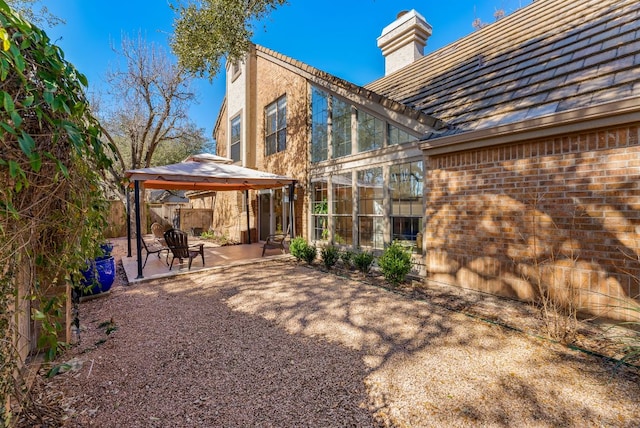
left=125, top=155, right=297, bottom=278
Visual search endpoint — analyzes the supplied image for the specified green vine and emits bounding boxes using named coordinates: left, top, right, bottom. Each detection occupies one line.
left=0, top=1, right=112, bottom=424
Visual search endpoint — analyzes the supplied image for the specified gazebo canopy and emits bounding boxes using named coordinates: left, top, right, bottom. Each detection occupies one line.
left=125, top=159, right=297, bottom=191
left=124, top=155, right=297, bottom=279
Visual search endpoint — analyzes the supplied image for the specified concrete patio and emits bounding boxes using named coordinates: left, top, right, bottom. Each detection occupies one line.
left=115, top=236, right=292, bottom=284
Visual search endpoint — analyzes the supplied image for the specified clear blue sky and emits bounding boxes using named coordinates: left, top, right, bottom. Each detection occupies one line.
left=42, top=0, right=531, bottom=143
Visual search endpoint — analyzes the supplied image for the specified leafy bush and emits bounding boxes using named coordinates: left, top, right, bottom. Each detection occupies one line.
left=340, top=250, right=354, bottom=268
left=200, top=230, right=215, bottom=239
left=353, top=250, right=374, bottom=274
left=321, top=245, right=340, bottom=270
left=289, top=236, right=307, bottom=261
left=378, top=241, right=413, bottom=285
left=301, top=244, right=317, bottom=265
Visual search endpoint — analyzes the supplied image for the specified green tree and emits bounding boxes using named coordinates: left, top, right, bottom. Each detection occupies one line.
left=97, top=33, right=210, bottom=197
left=171, top=0, right=288, bottom=78
left=5, top=0, right=63, bottom=26
left=0, top=0, right=110, bottom=421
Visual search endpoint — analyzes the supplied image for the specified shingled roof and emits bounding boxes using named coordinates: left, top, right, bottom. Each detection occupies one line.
left=365, top=0, right=640, bottom=138
left=254, top=45, right=445, bottom=130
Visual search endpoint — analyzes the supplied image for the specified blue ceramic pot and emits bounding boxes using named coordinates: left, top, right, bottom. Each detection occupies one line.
left=100, top=242, right=114, bottom=256
left=80, top=255, right=116, bottom=296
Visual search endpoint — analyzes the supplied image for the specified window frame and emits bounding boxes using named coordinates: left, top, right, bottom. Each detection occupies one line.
left=265, top=95, right=287, bottom=156
left=230, top=114, right=242, bottom=163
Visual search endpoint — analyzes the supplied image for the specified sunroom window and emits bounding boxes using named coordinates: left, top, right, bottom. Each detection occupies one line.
left=358, top=167, right=384, bottom=249
left=390, top=161, right=423, bottom=247
left=332, top=173, right=353, bottom=245
left=357, top=111, right=384, bottom=152
left=311, top=87, right=328, bottom=163
left=332, top=98, right=352, bottom=158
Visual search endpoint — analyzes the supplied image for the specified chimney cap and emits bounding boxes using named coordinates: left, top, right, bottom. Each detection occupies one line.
left=396, top=10, right=409, bottom=19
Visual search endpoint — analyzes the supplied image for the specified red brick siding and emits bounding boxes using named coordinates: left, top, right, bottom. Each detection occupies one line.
left=425, top=125, right=640, bottom=320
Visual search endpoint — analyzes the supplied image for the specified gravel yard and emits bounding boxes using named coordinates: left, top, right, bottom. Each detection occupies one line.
left=31, top=254, right=640, bottom=427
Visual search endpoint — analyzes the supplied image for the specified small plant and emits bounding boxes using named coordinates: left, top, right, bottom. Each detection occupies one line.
left=301, top=245, right=318, bottom=265
left=321, top=245, right=340, bottom=270
left=200, top=230, right=215, bottom=239
left=290, top=236, right=308, bottom=261
left=378, top=241, right=413, bottom=285
left=353, top=250, right=375, bottom=274
left=340, top=250, right=354, bottom=269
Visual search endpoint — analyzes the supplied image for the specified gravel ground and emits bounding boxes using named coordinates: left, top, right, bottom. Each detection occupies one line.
left=30, top=248, right=640, bottom=427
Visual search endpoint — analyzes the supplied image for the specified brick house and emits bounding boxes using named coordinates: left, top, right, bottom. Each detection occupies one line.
left=212, top=0, right=640, bottom=320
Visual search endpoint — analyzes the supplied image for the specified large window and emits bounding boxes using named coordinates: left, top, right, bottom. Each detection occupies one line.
left=358, top=168, right=384, bottom=249
left=311, top=88, right=328, bottom=163
left=311, top=178, right=328, bottom=241
left=358, top=111, right=384, bottom=152
left=265, top=96, right=287, bottom=155
left=332, top=98, right=352, bottom=158
left=390, top=161, right=423, bottom=245
left=230, top=115, right=241, bottom=162
left=332, top=173, right=353, bottom=245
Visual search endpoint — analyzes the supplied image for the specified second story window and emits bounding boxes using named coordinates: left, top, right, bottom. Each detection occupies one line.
left=265, top=96, right=287, bottom=155
left=230, top=114, right=241, bottom=162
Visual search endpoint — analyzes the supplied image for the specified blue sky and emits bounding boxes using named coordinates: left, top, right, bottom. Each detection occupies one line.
left=42, top=0, right=532, bottom=142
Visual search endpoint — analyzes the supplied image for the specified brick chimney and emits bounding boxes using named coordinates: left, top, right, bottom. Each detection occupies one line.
left=377, top=10, right=432, bottom=76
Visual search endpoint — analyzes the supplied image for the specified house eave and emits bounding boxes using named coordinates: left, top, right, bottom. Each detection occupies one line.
left=420, top=97, right=640, bottom=156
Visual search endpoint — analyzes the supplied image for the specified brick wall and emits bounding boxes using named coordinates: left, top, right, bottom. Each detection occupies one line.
left=424, top=125, right=640, bottom=321
left=213, top=50, right=310, bottom=241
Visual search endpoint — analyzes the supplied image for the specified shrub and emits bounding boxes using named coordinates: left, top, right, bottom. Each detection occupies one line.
left=289, top=236, right=307, bottom=261
left=301, top=245, right=317, bottom=265
left=321, top=245, right=340, bottom=270
left=340, top=250, right=354, bottom=268
left=378, top=241, right=413, bottom=285
left=353, top=250, right=374, bottom=274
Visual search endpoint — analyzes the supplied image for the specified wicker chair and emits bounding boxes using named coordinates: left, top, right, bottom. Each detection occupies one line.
left=163, top=228, right=205, bottom=270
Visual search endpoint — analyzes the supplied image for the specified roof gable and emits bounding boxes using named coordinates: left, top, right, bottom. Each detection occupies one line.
left=366, top=0, right=640, bottom=137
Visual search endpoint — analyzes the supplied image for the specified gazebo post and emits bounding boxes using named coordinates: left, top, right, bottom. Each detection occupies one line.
left=134, top=180, right=144, bottom=279
left=245, top=189, right=251, bottom=244
left=126, top=186, right=132, bottom=258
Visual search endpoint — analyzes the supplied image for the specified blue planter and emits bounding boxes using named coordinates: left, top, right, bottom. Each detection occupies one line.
left=80, top=255, right=116, bottom=296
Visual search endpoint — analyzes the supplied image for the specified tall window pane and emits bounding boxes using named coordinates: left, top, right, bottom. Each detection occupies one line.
left=265, top=95, right=287, bottom=155
left=230, top=115, right=241, bottom=162
left=357, top=111, right=384, bottom=153
left=312, top=179, right=328, bottom=241
left=311, top=87, right=328, bottom=163
left=358, top=167, right=384, bottom=249
left=390, top=161, right=423, bottom=247
left=332, top=98, right=352, bottom=158
left=332, top=173, right=352, bottom=245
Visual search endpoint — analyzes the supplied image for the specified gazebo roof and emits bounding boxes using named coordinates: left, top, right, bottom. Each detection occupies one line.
left=125, top=160, right=296, bottom=191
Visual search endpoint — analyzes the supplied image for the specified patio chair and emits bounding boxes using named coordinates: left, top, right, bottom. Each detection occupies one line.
left=164, top=228, right=205, bottom=270
left=141, top=237, right=169, bottom=268
left=262, top=223, right=291, bottom=256
left=151, top=222, right=169, bottom=245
